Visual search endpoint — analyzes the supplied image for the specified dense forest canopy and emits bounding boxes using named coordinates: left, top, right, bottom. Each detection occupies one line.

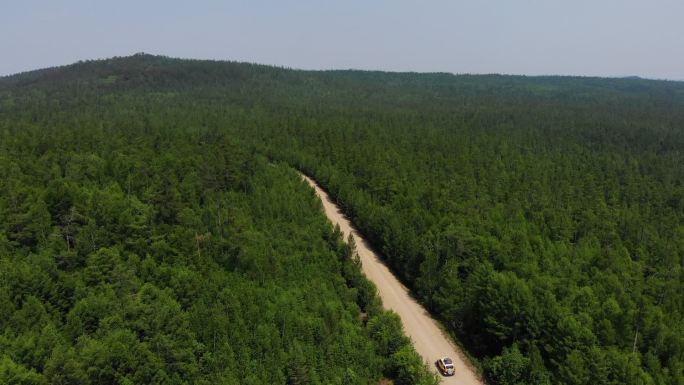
left=0, top=55, right=438, bottom=385
left=1, top=54, right=683, bottom=385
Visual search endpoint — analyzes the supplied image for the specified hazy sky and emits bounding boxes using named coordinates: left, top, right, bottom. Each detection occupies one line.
left=2, top=0, right=683, bottom=79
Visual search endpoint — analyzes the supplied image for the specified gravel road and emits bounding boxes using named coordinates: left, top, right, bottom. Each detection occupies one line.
left=301, top=174, right=484, bottom=385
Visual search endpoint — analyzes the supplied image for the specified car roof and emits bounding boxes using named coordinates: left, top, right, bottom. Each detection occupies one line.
left=442, top=357, right=453, bottom=364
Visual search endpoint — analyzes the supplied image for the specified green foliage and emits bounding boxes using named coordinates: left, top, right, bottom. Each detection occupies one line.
left=484, top=344, right=532, bottom=385
left=390, top=345, right=439, bottom=385
left=2, top=53, right=683, bottom=384
left=0, top=64, right=436, bottom=383
left=0, top=355, right=46, bottom=385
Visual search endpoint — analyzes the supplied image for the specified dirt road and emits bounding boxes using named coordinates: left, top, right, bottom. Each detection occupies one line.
left=301, top=174, right=484, bottom=385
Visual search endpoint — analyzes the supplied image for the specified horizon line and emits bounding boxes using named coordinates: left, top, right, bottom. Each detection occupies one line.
left=2, top=52, right=683, bottom=83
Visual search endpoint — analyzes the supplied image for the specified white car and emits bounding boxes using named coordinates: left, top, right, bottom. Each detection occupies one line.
left=437, top=356, right=455, bottom=376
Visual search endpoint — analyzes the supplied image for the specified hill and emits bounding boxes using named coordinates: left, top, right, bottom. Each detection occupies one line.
left=0, top=55, right=440, bottom=385
left=1, top=54, right=684, bottom=385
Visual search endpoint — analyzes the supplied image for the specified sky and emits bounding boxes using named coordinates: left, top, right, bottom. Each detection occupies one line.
left=1, top=0, right=683, bottom=79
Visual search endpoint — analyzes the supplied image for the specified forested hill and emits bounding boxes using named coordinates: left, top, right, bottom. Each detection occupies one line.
left=3, top=53, right=683, bottom=109
left=2, top=54, right=684, bottom=385
left=0, top=55, right=440, bottom=385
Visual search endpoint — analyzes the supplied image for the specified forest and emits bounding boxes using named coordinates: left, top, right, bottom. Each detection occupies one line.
left=0, top=57, right=438, bottom=385
left=1, top=53, right=683, bottom=384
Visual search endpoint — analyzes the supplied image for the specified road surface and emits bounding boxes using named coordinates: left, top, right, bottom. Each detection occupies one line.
left=301, top=173, right=484, bottom=385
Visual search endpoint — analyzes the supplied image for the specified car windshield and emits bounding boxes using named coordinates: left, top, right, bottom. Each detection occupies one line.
left=443, top=358, right=453, bottom=365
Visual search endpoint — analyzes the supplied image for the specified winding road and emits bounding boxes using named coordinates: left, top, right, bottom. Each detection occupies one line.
left=301, top=174, right=484, bottom=385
